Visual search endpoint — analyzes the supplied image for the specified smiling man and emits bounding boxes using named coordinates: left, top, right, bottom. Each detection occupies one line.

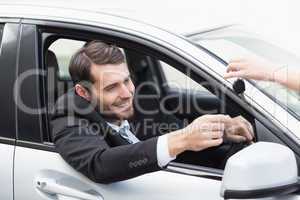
left=51, top=40, right=254, bottom=184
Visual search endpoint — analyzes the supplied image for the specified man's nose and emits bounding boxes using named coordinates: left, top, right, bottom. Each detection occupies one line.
left=119, top=84, right=132, bottom=98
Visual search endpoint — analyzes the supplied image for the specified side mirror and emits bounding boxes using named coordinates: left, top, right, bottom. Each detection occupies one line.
left=220, top=142, right=299, bottom=199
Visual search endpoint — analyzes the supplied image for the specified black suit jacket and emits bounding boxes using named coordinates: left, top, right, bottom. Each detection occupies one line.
left=51, top=89, right=184, bottom=184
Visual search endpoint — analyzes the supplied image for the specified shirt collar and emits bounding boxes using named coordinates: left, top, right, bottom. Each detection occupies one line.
left=107, top=120, right=130, bottom=132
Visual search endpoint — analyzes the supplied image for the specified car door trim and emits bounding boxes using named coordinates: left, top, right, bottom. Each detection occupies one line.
left=15, top=140, right=56, bottom=152
left=166, top=162, right=223, bottom=181
left=0, top=137, right=15, bottom=146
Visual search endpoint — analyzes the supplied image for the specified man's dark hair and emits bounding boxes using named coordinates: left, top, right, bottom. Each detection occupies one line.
left=69, top=40, right=125, bottom=84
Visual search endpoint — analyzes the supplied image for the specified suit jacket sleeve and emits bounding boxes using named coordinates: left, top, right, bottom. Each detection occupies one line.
left=52, top=118, right=161, bottom=184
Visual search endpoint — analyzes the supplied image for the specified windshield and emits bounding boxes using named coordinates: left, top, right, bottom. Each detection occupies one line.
left=188, top=26, right=300, bottom=119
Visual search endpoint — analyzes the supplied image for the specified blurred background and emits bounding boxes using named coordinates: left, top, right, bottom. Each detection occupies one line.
left=10, top=0, right=297, bottom=56
left=5, top=0, right=300, bottom=55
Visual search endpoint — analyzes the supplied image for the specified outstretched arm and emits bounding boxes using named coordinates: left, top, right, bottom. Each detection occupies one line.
left=224, top=57, right=300, bottom=92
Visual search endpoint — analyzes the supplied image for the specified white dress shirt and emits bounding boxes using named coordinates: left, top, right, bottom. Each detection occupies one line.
left=107, top=120, right=175, bottom=167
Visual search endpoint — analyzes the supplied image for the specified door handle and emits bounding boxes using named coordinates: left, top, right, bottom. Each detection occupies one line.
left=36, top=179, right=103, bottom=200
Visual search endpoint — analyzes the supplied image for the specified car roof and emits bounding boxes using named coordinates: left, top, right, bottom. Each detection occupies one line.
left=0, top=0, right=230, bottom=36
left=0, top=1, right=222, bottom=77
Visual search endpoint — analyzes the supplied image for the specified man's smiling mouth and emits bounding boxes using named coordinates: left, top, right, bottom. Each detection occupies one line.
left=114, top=101, right=132, bottom=109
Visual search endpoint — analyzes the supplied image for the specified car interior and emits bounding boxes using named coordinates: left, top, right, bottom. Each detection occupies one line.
left=43, top=35, right=300, bottom=173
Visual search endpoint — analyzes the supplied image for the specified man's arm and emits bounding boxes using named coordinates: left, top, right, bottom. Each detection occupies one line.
left=54, top=124, right=161, bottom=184
left=52, top=115, right=222, bottom=184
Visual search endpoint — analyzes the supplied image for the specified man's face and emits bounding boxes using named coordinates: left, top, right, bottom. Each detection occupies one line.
left=89, top=62, right=135, bottom=121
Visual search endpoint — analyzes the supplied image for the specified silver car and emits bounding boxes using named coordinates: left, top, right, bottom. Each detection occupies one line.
left=0, top=2, right=300, bottom=200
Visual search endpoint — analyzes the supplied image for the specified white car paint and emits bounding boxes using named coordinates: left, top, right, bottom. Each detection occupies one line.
left=14, top=146, right=222, bottom=200
left=0, top=143, right=14, bottom=200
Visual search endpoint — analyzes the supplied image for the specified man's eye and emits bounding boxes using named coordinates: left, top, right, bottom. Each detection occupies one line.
left=105, top=85, right=116, bottom=91
left=124, top=78, right=130, bottom=84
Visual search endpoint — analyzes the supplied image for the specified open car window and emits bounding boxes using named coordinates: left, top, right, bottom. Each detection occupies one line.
left=48, top=39, right=85, bottom=80
left=44, top=35, right=253, bottom=172
left=160, top=61, right=212, bottom=93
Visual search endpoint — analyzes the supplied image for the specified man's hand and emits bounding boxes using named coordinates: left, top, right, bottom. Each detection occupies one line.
left=166, top=115, right=255, bottom=157
left=167, top=114, right=231, bottom=157
left=224, top=116, right=254, bottom=143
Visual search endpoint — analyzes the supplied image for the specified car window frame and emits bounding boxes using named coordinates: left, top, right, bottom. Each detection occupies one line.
left=0, top=19, right=20, bottom=144
left=30, top=20, right=229, bottom=177
left=0, top=24, right=4, bottom=50
left=39, top=32, right=226, bottom=145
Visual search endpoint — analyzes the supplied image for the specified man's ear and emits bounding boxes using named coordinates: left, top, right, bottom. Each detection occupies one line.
left=75, top=84, right=91, bottom=101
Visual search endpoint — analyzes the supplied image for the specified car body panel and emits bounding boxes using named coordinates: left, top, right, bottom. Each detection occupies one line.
left=0, top=143, right=14, bottom=200
left=14, top=146, right=222, bottom=200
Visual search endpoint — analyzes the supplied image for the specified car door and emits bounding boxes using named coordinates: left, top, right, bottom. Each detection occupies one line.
left=13, top=21, right=224, bottom=200
left=0, top=20, right=20, bottom=200
left=13, top=18, right=300, bottom=200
